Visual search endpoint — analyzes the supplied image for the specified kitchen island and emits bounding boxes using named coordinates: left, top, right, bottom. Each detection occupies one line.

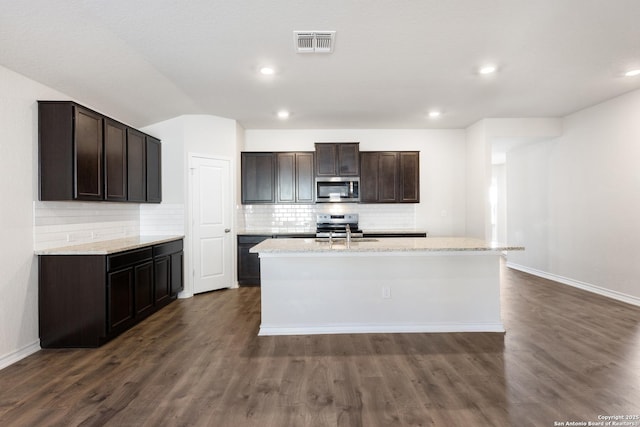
left=250, top=237, right=523, bottom=336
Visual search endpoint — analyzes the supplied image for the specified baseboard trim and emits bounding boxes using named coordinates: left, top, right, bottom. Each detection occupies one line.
left=506, top=262, right=640, bottom=307
left=0, top=340, right=41, bottom=371
left=259, top=322, right=505, bottom=336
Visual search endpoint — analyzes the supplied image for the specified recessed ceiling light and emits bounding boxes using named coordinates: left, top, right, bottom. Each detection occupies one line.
left=260, top=67, right=275, bottom=75
left=479, top=65, right=497, bottom=75
left=277, top=110, right=290, bottom=119
left=428, top=111, right=441, bottom=118
left=625, top=69, right=640, bottom=77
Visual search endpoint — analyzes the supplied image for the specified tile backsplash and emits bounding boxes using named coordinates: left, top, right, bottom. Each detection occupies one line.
left=237, top=203, right=417, bottom=233
left=33, top=202, right=184, bottom=250
left=34, top=200, right=414, bottom=249
left=139, top=203, right=185, bottom=236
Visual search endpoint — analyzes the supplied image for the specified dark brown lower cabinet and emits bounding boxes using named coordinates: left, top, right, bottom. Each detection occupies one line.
left=108, top=267, right=135, bottom=333
left=154, top=239, right=184, bottom=303
left=237, top=235, right=270, bottom=286
left=39, top=238, right=183, bottom=348
left=154, top=256, right=171, bottom=305
left=170, top=252, right=184, bottom=295
left=237, top=234, right=315, bottom=286
left=134, top=261, right=154, bottom=317
left=363, top=232, right=428, bottom=238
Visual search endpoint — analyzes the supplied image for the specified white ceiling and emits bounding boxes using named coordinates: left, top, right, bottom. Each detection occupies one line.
left=2, top=0, right=640, bottom=130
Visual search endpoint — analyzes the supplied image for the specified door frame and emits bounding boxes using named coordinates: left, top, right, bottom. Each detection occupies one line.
left=184, top=152, right=236, bottom=298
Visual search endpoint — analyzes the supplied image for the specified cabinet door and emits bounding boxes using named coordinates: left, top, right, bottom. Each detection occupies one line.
left=74, top=106, right=104, bottom=200
left=360, top=152, right=379, bottom=203
left=127, top=129, right=147, bottom=202
left=104, top=119, right=127, bottom=201
left=360, top=152, right=397, bottom=202
left=315, top=144, right=338, bottom=176
left=134, top=260, right=154, bottom=316
left=378, top=152, right=399, bottom=202
left=107, top=267, right=134, bottom=332
left=295, top=152, right=315, bottom=203
left=276, top=152, right=314, bottom=203
left=276, top=153, right=295, bottom=203
left=146, top=136, right=162, bottom=203
left=241, top=152, right=275, bottom=204
left=237, top=235, right=270, bottom=286
left=170, top=252, right=184, bottom=295
left=338, top=143, right=360, bottom=176
left=399, top=152, right=420, bottom=203
left=154, top=256, right=171, bottom=305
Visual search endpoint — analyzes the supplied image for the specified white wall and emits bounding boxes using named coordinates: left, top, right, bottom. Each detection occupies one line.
left=142, top=115, right=239, bottom=297
left=507, top=89, right=640, bottom=303
left=506, top=141, right=552, bottom=267
left=492, top=164, right=507, bottom=244
left=465, top=121, right=491, bottom=239
left=467, top=118, right=563, bottom=241
left=142, top=114, right=239, bottom=202
left=244, top=129, right=467, bottom=236
left=0, top=66, right=68, bottom=368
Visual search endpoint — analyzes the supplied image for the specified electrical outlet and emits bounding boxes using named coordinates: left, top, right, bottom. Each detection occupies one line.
left=382, top=286, right=391, bottom=299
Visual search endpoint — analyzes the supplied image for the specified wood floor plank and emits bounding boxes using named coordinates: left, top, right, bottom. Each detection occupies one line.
left=1, top=264, right=639, bottom=426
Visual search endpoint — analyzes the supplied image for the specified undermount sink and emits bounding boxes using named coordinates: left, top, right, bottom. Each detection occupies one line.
left=315, top=238, right=379, bottom=243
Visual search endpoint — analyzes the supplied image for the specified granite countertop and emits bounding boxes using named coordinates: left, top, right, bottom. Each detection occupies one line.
left=250, top=236, right=524, bottom=254
left=361, top=229, right=428, bottom=235
left=237, top=229, right=314, bottom=236
left=237, top=229, right=427, bottom=236
left=35, top=235, right=184, bottom=255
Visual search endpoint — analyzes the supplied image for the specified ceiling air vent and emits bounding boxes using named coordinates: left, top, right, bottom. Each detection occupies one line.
left=293, top=31, right=336, bottom=53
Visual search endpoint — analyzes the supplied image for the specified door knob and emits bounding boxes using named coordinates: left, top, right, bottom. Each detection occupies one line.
left=224, top=228, right=231, bottom=233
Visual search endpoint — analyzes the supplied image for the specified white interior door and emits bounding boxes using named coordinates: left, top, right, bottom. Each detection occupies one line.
left=191, top=156, right=232, bottom=294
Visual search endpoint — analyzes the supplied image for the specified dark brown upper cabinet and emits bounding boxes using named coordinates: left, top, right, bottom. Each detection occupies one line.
left=39, top=102, right=104, bottom=201
left=399, top=151, right=420, bottom=203
left=360, top=152, right=398, bottom=203
left=314, top=143, right=359, bottom=177
left=276, top=152, right=314, bottom=204
left=104, top=119, right=127, bottom=201
left=39, top=101, right=161, bottom=203
left=360, top=151, right=420, bottom=203
left=126, top=129, right=147, bottom=203
left=146, top=136, right=162, bottom=203
left=241, top=152, right=276, bottom=204
left=241, top=151, right=314, bottom=205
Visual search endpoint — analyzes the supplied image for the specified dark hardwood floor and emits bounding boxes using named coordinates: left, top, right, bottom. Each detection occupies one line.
left=1, top=263, right=639, bottom=426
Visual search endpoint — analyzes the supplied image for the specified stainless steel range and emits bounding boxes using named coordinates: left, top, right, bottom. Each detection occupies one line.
left=315, top=213, right=363, bottom=238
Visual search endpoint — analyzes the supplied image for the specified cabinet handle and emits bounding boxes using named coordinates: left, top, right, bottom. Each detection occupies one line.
left=224, top=228, right=231, bottom=233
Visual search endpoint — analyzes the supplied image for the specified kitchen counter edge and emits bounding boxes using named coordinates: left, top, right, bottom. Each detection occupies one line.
left=35, top=235, right=184, bottom=255
left=250, top=237, right=524, bottom=254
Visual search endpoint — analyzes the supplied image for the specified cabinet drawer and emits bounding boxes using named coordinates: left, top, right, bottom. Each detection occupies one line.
left=238, top=235, right=272, bottom=245
left=274, top=233, right=315, bottom=239
left=153, top=239, right=183, bottom=257
left=107, top=247, right=153, bottom=271
left=364, top=232, right=427, bottom=238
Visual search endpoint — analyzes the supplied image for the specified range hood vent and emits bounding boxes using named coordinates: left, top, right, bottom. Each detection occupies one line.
left=293, top=31, right=335, bottom=53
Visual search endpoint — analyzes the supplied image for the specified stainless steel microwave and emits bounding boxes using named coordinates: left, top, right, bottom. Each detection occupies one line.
left=315, top=177, right=360, bottom=203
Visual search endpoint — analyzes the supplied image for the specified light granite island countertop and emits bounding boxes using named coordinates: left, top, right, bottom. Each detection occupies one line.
left=250, top=236, right=524, bottom=336
left=250, top=236, right=522, bottom=254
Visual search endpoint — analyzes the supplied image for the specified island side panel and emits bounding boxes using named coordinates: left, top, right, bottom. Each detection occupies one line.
left=258, top=252, right=503, bottom=335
